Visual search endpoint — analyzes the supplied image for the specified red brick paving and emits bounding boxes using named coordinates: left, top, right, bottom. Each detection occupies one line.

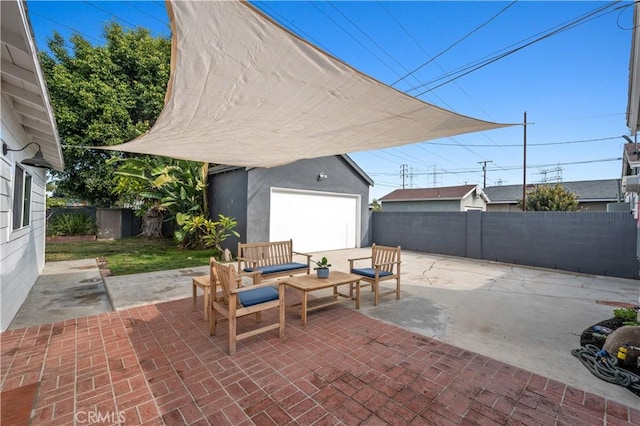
left=1, top=296, right=639, bottom=425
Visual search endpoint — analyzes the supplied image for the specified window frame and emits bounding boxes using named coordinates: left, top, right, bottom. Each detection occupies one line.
left=12, top=163, right=33, bottom=231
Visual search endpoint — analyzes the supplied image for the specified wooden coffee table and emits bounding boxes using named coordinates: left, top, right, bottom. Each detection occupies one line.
left=283, top=271, right=361, bottom=325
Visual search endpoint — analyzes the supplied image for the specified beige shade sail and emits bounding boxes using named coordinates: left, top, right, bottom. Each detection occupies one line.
left=103, top=0, right=514, bottom=168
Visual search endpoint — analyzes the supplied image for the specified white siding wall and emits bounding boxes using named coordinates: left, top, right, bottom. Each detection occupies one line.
left=1, top=97, right=47, bottom=331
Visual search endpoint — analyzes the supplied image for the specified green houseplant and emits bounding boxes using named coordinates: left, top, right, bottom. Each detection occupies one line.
left=314, top=256, right=332, bottom=279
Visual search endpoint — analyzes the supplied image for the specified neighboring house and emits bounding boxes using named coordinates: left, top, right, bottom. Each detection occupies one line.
left=1, top=0, right=64, bottom=331
left=483, top=179, right=622, bottom=212
left=208, top=155, right=373, bottom=253
left=379, top=184, right=488, bottom=212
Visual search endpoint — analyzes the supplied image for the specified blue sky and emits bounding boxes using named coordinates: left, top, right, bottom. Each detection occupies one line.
left=26, top=1, right=634, bottom=201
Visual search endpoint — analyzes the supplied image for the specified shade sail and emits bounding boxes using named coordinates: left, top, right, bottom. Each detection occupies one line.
left=103, top=0, right=514, bottom=168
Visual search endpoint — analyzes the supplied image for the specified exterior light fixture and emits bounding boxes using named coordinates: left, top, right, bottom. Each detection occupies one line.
left=317, top=172, right=328, bottom=182
left=2, top=142, right=53, bottom=169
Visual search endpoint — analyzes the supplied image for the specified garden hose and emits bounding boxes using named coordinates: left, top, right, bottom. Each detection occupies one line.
left=571, top=344, right=640, bottom=396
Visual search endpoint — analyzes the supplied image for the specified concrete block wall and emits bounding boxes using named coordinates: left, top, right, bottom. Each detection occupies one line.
left=372, top=211, right=638, bottom=279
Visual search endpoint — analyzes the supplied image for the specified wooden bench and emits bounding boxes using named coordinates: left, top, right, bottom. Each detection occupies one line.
left=237, top=240, right=311, bottom=280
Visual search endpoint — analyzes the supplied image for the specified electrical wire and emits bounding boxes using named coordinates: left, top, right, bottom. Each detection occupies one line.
left=369, top=157, right=622, bottom=176
left=82, top=1, right=138, bottom=29
left=391, top=0, right=518, bottom=87
left=428, top=135, right=623, bottom=148
left=29, top=11, right=103, bottom=44
left=408, top=1, right=622, bottom=95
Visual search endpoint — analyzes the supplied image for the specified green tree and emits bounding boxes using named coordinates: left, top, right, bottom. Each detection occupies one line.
left=40, top=24, right=171, bottom=206
left=109, top=156, right=207, bottom=237
left=519, top=184, right=579, bottom=211
left=369, top=198, right=382, bottom=212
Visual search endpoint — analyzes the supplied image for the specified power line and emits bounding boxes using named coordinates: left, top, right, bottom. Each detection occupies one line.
left=369, top=157, right=622, bottom=176
left=29, top=11, right=103, bottom=44
left=120, top=1, right=169, bottom=27
left=427, top=135, right=622, bottom=147
left=391, top=0, right=517, bottom=87
left=82, top=1, right=138, bottom=29
left=408, top=1, right=621, bottom=95
left=306, top=1, right=404, bottom=80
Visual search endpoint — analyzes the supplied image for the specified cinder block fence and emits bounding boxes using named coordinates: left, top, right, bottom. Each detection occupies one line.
left=372, top=211, right=639, bottom=279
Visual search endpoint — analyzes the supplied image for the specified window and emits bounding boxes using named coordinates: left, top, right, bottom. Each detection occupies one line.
left=12, top=164, right=32, bottom=230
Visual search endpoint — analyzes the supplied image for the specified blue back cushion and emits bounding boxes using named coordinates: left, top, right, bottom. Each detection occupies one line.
left=244, top=262, right=307, bottom=275
left=351, top=268, right=393, bottom=279
left=238, top=286, right=279, bottom=307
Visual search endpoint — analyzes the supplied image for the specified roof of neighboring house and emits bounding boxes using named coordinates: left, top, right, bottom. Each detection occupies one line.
left=380, top=184, right=479, bottom=202
left=207, top=154, right=374, bottom=186
left=484, top=179, right=621, bottom=203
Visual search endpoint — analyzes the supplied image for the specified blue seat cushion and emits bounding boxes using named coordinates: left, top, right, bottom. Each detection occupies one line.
left=351, top=268, right=393, bottom=279
left=244, top=262, right=307, bottom=275
left=238, top=286, right=279, bottom=307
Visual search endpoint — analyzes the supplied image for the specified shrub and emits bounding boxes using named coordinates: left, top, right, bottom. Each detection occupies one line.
left=175, top=213, right=240, bottom=252
left=49, top=212, right=97, bottom=236
left=613, top=307, right=640, bottom=326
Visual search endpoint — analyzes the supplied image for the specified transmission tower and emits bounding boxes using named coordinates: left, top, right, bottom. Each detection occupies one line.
left=400, top=164, right=408, bottom=189
left=537, top=166, right=563, bottom=183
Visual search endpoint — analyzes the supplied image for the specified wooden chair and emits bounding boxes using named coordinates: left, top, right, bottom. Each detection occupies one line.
left=209, top=260, right=285, bottom=355
left=192, top=258, right=217, bottom=320
left=348, top=244, right=401, bottom=306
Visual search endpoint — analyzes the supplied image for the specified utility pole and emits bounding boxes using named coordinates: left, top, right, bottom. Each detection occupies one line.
left=477, top=160, right=492, bottom=188
left=522, top=111, right=527, bottom=211
left=400, top=164, right=408, bottom=189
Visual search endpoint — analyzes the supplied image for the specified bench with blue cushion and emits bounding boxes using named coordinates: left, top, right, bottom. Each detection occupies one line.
left=238, top=240, right=311, bottom=280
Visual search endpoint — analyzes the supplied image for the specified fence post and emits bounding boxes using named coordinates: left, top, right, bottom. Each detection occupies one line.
left=466, top=210, right=482, bottom=259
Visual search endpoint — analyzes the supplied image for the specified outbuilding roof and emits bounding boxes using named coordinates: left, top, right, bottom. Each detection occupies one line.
left=483, top=179, right=621, bottom=203
left=380, top=184, right=479, bottom=202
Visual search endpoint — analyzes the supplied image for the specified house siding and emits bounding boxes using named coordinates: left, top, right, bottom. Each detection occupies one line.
left=246, top=156, right=370, bottom=246
left=208, top=156, right=370, bottom=254
left=1, top=98, right=47, bottom=331
left=208, top=169, right=248, bottom=252
left=382, top=199, right=460, bottom=212
left=462, top=193, right=487, bottom=211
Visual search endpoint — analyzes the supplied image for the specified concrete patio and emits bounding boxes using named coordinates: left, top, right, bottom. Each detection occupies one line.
left=2, top=249, right=639, bottom=424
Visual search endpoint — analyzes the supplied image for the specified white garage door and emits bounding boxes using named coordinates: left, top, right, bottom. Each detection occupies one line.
left=270, top=188, right=360, bottom=253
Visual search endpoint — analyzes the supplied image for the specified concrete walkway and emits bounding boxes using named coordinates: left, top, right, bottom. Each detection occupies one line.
left=6, top=249, right=640, bottom=410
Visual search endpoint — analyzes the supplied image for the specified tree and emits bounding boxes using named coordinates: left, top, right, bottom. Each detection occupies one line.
left=109, top=156, right=207, bottom=237
left=519, top=184, right=579, bottom=211
left=369, top=198, right=382, bottom=212
left=40, top=24, right=171, bottom=206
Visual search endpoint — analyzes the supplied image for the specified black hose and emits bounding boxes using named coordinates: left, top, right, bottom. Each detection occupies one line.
left=571, top=344, right=640, bottom=396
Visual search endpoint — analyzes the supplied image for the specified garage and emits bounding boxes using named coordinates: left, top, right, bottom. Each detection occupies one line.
left=270, top=188, right=360, bottom=253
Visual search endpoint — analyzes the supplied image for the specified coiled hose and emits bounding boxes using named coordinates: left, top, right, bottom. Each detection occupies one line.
left=571, top=344, right=640, bottom=396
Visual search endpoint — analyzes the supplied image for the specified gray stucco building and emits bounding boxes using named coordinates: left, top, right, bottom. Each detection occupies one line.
left=208, top=155, right=373, bottom=254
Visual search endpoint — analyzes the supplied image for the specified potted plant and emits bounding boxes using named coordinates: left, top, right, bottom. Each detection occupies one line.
left=314, top=256, right=332, bottom=279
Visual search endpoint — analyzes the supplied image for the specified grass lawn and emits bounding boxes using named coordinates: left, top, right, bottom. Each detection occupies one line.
left=45, top=236, right=219, bottom=276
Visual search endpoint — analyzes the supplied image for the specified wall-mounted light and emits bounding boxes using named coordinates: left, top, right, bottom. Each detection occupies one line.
left=317, top=172, right=328, bottom=182
left=2, top=142, right=53, bottom=168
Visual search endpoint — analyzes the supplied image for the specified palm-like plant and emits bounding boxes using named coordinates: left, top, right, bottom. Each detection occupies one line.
left=109, top=156, right=207, bottom=237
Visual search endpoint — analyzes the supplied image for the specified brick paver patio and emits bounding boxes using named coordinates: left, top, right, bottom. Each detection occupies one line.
left=1, top=295, right=638, bottom=425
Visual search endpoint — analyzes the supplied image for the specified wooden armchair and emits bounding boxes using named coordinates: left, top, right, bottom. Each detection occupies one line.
left=209, top=260, right=285, bottom=355
left=348, top=244, right=401, bottom=306
left=192, top=257, right=218, bottom=320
